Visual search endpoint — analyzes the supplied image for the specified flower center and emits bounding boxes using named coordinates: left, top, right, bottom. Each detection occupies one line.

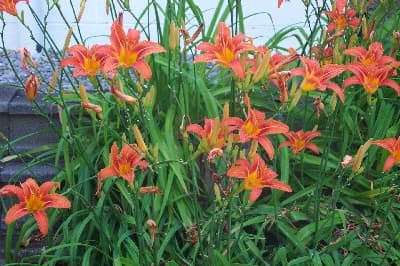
left=25, top=194, right=45, bottom=213
left=117, top=47, right=138, bottom=66
left=392, top=150, right=400, bottom=163
left=217, top=47, right=235, bottom=66
left=244, top=170, right=262, bottom=190
left=83, top=57, right=101, bottom=75
left=294, top=139, right=306, bottom=151
left=335, top=15, right=347, bottom=30
left=242, top=120, right=260, bottom=137
left=363, top=76, right=379, bottom=94
left=118, top=162, right=132, bottom=176
left=301, top=76, right=318, bottom=92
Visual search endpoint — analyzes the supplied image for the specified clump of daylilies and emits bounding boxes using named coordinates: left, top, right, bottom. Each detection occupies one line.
left=2, top=0, right=400, bottom=243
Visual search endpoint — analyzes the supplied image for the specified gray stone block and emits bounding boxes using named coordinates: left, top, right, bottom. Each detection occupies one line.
left=0, top=160, right=58, bottom=183
left=0, top=85, right=17, bottom=154
left=9, top=114, right=60, bottom=153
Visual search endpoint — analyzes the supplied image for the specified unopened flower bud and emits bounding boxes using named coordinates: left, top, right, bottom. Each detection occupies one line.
left=24, top=73, right=39, bottom=101
left=132, top=124, right=148, bottom=153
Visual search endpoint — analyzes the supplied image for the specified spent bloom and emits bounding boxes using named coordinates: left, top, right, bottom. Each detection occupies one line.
left=102, top=13, right=166, bottom=79
left=194, top=22, right=255, bottom=79
left=97, top=142, right=148, bottom=194
left=227, top=154, right=292, bottom=202
left=19, top=48, right=38, bottom=71
left=222, top=94, right=289, bottom=160
left=279, top=130, right=321, bottom=154
left=372, top=136, right=400, bottom=172
left=291, top=56, right=346, bottom=102
left=60, top=44, right=108, bottom=77
left=0, top=178, right=71, bottom=236
left=0, top=0, right=28, bottom=16
left=324, top=0, right=360, bottom=33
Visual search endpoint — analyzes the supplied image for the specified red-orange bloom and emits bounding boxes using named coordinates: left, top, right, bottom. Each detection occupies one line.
left=279, top=130, right=321, bottom=154
left=343, top=64, right=400, bottom=95
left=186, top=118, right=227, bottom=153
left=97, top=142, right=148, bottom=194
left=291, top=57, right=346, bottom=102
left=0, top=178, right=71, bottom=236
left=102, top=14, right=166, bottom=79
left=222, top=95, right=289, bottom=160
left=227, top=154, right=292, bottom=202
left=0, top=0, right=28, bottom=16
left=372, top=136, right=400, bottom=172
left=344, top=42, right=396, bottom=67
left=324, top=0, right=360, bottom=33
left=60, top=44, right=108, bottom=77
left=194, top=22, right=255, bottom=79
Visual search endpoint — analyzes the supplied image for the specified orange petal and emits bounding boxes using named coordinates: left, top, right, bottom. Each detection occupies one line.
left=33, top=211, right=49, bottom=236
left=5, top=203, right=29, bottom=224
left=44, top=194, right=71, bottom=209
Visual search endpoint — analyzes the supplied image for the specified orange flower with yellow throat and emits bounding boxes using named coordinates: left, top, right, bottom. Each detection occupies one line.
left=102, top=13, right=166, bottom=79
left=227, top=154, right=292, bottom=202
left=222, top=94, right=289, bottom=160
left=0, top=178, right=71, bottom=236
left=97, top=142, right=148, bottom=194
left=194, top=22, right=255, bottom=80
left=60, top=44, right=109, bottom=77
left=291, top=57, right=346, bottom=102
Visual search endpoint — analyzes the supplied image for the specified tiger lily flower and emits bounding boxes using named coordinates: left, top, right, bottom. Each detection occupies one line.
left=60, top=44, right=108, bottom=77
left=227, top=154, right=292, bottom=202
left=372, top=136, right=400, bottom=172
left=324, top=0, right=360, bottom=33
left=0, top=0, right=28, bottom=16
left=291, top=57, right=346, bottom=102
left=97, top=142, right=148, bottom=194
left=222, top=94, right=289, bottom=160
left=343, top=64, right=400, bottom=95
left=102, top=14, right=166, bottom=79
left=279, top=130, right=321, bottom=154
left=0, top=178, right=71, bottom=236
left=344, top=42, right=397, bottom=67
left=194, top=22, right=255, bottom=79
left=186, top=118, right=227, bottom=153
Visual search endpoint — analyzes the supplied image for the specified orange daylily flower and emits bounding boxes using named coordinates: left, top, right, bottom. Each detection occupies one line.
left=291, top=57, right=346, bottom=102
left=186, top=118, right=227, bottom=153
left=19, top=48, right=38, bottom=71
left=227, top=154, right=292, bottom=202
left=60, top=44, right=108, bottom=77
left=194, top=22, right=255, bottom=79
left=344, top=42, right=397, bottom=67
left=0, top=178, right=71, bottom=236
left=97, top=142, right=148, bottom=194
left=343, top=64, right=400, bottom=95
left=279, top=130, right=321, bottom=154
left=372, top=136, right=400, bottom=172
left=222, top=94, right=289, bottom=160
left=102, top=14, right=166, bottom=79
left=324, top=0, right=360, bottom=33
left=0, top=0, right=28, bottom=16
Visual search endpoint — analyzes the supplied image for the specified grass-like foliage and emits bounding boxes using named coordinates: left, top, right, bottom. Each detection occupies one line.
left=1, top=0, right=400, bottom=265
